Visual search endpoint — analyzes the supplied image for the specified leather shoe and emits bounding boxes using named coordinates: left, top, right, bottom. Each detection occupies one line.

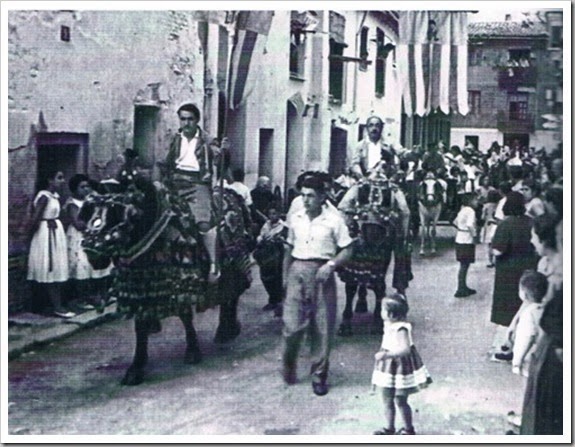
left=312, top=381, right=329, bottom=396
left=282, top=365, right=297, bottom=385
left=454, top=289, right=473, bottom=298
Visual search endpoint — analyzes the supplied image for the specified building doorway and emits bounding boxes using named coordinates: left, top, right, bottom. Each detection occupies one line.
left=133, top=105, right=159, bottom=168
left=259, top=128, right=274, bottom=179
left=36, top=132, right=89, bottom=201
left=329, top=126, right=347, bottom=177
left=503, top=133, right=529, bottom=152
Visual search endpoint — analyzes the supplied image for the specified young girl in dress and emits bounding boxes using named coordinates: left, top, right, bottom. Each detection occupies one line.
left=65, top=174, right=113, bottom=310
left=27, top=169, right=75, bottom=318
left=372, top=293, right=432, bottom=435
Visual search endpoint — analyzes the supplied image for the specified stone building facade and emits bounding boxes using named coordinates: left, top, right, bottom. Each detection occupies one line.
left=450, top=11, right=563, bottom=152
left=8, top=9, right=401, bottom=311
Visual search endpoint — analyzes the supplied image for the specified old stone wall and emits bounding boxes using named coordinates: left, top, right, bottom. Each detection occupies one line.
left=8, top=10, right=205, bottom=256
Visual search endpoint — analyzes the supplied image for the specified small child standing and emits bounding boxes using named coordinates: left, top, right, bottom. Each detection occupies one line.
left=65, top=174, right=113, bottom=311
left=253, top=204, right=287, bottom=315
left=453, top=193, right=478, bottom=297
left=493, top=270, right=548, bottom=363
left=500, top=270, right=548, bottom=429
left=510, top=270, right=548, bottom=376
left=371, top=294, right=432, bottom=435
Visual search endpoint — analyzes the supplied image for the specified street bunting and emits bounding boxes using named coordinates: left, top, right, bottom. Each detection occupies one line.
left=398, top=11, right=470, bottom=117
left=229, top=11, right=274, bottom=111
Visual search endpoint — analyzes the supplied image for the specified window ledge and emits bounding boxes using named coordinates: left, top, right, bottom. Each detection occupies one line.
left=289, top=73, right=306, bottom=82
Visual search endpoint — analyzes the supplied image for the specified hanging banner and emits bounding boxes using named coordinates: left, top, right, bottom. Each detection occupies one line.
left=228, top=11, right=274, bottom=110
left=397, top=11, right=469, bottom=117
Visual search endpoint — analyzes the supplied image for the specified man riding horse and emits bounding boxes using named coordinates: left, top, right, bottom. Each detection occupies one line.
left=350, top=116, right=398, bottom=180
left=81, top=103, right=252, bottom=385
left=161, top=103, right=228, bottom=284
left=336, top=117, right=411, bottom=335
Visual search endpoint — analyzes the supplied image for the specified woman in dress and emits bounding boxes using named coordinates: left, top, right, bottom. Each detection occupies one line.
left=27, top=169, right=74, bottom=318
left=490, top=191, right=538, bottom=327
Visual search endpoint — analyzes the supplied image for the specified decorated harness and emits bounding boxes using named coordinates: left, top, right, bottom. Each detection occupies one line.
left=337, top=171, right=401, bottom=286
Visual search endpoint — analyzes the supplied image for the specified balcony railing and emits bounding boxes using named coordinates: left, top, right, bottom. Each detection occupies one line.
left=496, top=112, right=535, bottom=133
left=498, top=67, right=537, bottom=90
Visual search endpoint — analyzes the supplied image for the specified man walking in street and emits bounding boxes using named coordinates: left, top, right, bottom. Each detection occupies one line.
left=281, top=174, right=354, bottom=396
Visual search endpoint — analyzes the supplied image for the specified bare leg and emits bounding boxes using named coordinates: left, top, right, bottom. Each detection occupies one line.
left=201, top=227, right=219, bottom=284
left=381, top=393, right=396, bottom=432
left=47, top=283, right=67, bottom=313
left=488, top=243, right=494, bottom=266
left=394, top=395, right=414, bottom=433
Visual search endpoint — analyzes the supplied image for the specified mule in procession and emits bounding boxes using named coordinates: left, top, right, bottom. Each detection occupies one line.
left=81, top=168, right=253, bottom=386
left=335, top=164, right=412, bottom=336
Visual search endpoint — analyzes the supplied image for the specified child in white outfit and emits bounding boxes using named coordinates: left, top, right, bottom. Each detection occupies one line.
left=511, top=270, right=548, bottom=376
left=371, top=293, right=432, bottom=435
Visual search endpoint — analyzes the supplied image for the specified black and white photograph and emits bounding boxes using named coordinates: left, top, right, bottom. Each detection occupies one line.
left=2, top=1, right=570, bottom=442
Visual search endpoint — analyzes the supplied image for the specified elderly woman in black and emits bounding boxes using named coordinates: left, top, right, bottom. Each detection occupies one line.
left=490, top=191, right=538, bottom=327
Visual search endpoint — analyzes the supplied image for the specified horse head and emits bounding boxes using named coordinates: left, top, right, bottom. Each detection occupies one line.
left=418, top=176, right=444, bottom=207
left=81, top=177, right=159, bottom=268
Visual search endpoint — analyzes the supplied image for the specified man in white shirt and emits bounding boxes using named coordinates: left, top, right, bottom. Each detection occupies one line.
left=349, top=116, right=397, bottom=178
left=282, top=175, right=353, bottom=396
left=162, top=103, right=224, bottom=283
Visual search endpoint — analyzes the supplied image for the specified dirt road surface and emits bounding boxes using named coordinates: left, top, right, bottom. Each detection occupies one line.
left=8, top=229, right=525, bottom=440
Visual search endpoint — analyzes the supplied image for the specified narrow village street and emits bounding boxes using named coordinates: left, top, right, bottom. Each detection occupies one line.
left=8, top=228, right=525, bottom=438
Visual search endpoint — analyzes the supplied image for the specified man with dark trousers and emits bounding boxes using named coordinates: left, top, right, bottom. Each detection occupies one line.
left=281, top=174, right=353, bottom=396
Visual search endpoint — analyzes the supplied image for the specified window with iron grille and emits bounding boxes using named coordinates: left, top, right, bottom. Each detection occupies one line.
left=508, top=93, right=529, bottom=120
